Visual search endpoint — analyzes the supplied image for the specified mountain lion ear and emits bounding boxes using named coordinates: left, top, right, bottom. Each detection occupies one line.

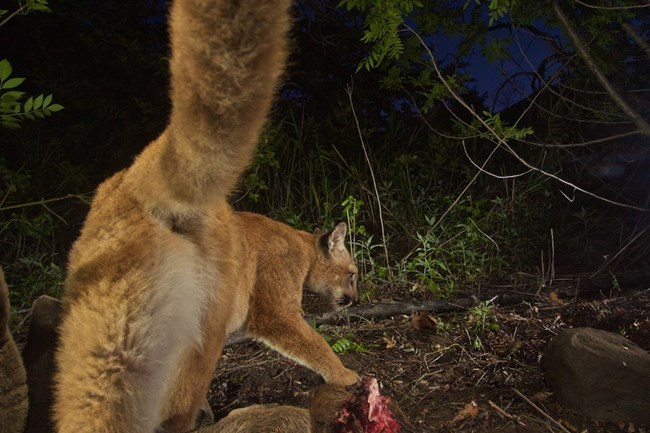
left=313, top=227, right=323, bottom=235
left=328, top=222, right=347, bottom=253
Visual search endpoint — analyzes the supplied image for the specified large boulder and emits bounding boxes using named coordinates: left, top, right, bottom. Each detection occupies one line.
left=542, top=327, right=650, bottom=425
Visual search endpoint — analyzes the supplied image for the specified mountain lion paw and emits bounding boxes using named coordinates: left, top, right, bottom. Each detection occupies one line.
left=331, top=369, right=360, bottom=386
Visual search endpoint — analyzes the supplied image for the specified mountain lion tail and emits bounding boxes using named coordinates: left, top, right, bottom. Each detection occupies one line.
left=126, top=0, right=291, bottom=210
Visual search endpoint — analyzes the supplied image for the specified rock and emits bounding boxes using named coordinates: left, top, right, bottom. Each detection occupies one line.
left=542, top=327, right=650, bottom=425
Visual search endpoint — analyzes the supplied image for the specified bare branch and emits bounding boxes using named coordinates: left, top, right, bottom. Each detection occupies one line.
left=573, top=0, right=650, bottom=10
left=404, top=24, right=650, bottom=212
left=551, top=0, right=650, bottom=136
left=346, top=84, right=392, bottom=276
left=462, top=141, right=532, bottom=179
left=620, top=20, right=650, bottom=58
left=520, top=129, right=644, bottom=148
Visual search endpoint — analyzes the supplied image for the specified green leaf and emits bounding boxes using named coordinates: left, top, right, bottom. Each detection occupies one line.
left=331, top=338, right=352, bottom=353
left=27, top=0, right=51, bottom=12
left=47, top=103, right=63, bottom=112
left=33, top=110, right=45, bottom=119
left=1, top=118, right=21, bottom=129
left=24, top=96, right=33, bottom=112
left=0, top=59, right=12, bottom=82
left=30, top=4, right=50, bottom=12
left=1, top=90, right=24, bottom=102
left=43, top=94, right=52, bottom=107
left=33, top=94, right=43, bottom=109
left=1, top=77, right=25, bottom=90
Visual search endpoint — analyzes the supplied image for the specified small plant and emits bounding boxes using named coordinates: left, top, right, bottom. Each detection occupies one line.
left=464, top=299, right=499, bottom=350
left=341, top=195, right=366, bottom=257
left=339, top=195, right=391, bottom=299
left=0, top=0, right=50, bottom=26
left=237, top=136, right=280, bottom=204
left=0, top=1, right=63, bottom=129
left=328, top=332, right=373, bottom=354
left=403, top=229, right=455, bottom=297
left=607, top=272, right=622, bottom=298
left=467, top=299, right=499, bottom=333
left=0, top=62, right=64, bottom=129
left=339, top=0, right=423, bottom=71
left=434, top=316, right=453, bottom=334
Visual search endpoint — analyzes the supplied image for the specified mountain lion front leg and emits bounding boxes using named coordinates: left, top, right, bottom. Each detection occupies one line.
left=247, top=310, right=359, bottom=386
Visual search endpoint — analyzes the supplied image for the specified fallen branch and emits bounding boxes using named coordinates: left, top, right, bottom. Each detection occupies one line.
left=314, top=297, right=481, bottom=325
left=512, top=388, right=572, bottom=433
left=226, top=292, right=533, bottom=346
left=488, top=400, right=526, bottom=426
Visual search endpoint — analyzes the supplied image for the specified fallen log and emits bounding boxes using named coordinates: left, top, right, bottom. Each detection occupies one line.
left=226, top=291, right=535, bottom=346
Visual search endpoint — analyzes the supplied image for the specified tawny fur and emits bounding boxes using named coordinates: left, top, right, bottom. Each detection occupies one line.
left=53, top=1, right=292, bottom=432
left=199, top=405, right=311, bottom=433
left=194, top=384, right=354, bottom=433
left=234, top=212, right=359, bottom=384
left=0, top=296, right=353, bottom=433
left=0, top=269, right=29, bottom=433
left=5, top=215, right=359, bottom=433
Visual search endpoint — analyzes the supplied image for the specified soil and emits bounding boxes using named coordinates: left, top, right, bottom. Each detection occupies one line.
left=207, top=284, right=650, bottom=433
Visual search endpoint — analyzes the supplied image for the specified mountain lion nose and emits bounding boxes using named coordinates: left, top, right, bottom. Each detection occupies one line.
left=341, top=294, right=354, bottom=306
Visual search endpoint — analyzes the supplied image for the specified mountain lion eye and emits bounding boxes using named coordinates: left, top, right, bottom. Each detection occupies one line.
left=348, top=272, right=356, bottom=285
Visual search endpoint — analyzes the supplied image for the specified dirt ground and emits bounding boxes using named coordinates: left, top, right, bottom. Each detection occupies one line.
left=207, top=283, right=650, bottom=433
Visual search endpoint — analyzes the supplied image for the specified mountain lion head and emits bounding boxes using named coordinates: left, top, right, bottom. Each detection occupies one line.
left=306, top=223, right=359, bottom=312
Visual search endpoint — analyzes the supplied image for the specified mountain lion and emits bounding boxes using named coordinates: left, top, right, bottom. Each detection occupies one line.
left=0, top=270, right=392, bottom=433
left=52, top=1, right=357, bottom=433
left=232, top=212, right=359, bottom=384
left=0, top=275, right=381, bottom=433
left=0, top=269, right=28, bottom=433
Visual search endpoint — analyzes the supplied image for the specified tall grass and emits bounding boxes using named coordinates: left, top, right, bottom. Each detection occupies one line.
left=234, top=109, right=555, bottom=299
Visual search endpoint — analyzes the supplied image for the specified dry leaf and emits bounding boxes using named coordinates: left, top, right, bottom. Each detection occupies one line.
left=559, top=418, right=577, bottom=432
left=529, top=391, right=552, bottom=402
left=450, top=401, right=479, bottom=424
left=383, top=336, right=396, bottom=349
left=413, top=313, right=437, bottom=330
left=549, top=291, right=564, bottom=305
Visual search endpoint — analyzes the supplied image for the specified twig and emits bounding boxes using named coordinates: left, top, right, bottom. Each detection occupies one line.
left=429, top=142, right=500, bottom=232
left=404, top=24, right=650, bottom=213
left=512, top=388, right=572, bottom=433
left=462, top=140, right=531, bottom=180
left=0, top=193, right=91, bottom=212
left=589, top=224, right=650, bottom=278
left=551, top=0, right=650, bottom=136
left=488, top=400, right=526, bottom=426
left=345, top=84, right=392, bottom=276
left=620, top=20, right=650, bottom=58
left=573, top=0, right=650, bottom=10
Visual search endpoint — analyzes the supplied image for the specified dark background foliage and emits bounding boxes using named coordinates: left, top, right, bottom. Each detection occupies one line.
left=2, top=0, right=649, bottom=312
